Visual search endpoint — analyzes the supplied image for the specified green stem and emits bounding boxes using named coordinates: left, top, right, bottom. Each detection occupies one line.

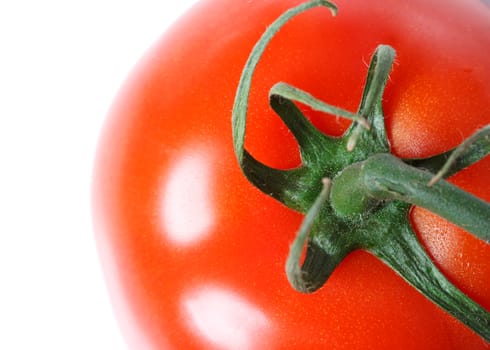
left=363, top=154, right=490, bottom=243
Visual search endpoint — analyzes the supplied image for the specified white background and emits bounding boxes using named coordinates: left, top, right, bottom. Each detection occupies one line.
left=0, top=1, right=198, bottom=349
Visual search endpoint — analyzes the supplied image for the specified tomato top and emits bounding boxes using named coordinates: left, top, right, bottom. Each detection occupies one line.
left=93, top=0, right=490, bottom=348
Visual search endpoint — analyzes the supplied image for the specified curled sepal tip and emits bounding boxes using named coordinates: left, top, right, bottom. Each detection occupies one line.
left=429, top=124, right=490, bottom=186
left=231, top=0, right=339, bottom=210
left=232, top=0, right=337, bottom=165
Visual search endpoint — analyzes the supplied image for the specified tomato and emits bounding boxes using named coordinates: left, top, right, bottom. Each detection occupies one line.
left=92, top=0, right=490, bottom=348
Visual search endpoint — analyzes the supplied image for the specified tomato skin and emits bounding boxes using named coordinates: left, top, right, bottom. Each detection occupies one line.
left=92, top=0, right=490, bottom=349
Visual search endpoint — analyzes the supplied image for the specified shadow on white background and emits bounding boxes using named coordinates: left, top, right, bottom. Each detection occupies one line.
left=0, top=1, right=198, bottom=348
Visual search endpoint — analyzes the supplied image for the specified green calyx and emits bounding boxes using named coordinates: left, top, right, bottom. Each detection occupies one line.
left=231, top=0, right=490, bottom=342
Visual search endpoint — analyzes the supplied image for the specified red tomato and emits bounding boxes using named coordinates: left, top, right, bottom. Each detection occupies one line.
left=92, top=0, right=490, bottom=348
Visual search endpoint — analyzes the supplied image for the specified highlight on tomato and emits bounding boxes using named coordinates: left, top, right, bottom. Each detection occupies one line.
left=92, top=0, right=490, bottom=348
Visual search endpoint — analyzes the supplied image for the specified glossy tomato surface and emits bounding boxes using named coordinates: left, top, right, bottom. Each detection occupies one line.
left=92, top=0, right=490, bottom=348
